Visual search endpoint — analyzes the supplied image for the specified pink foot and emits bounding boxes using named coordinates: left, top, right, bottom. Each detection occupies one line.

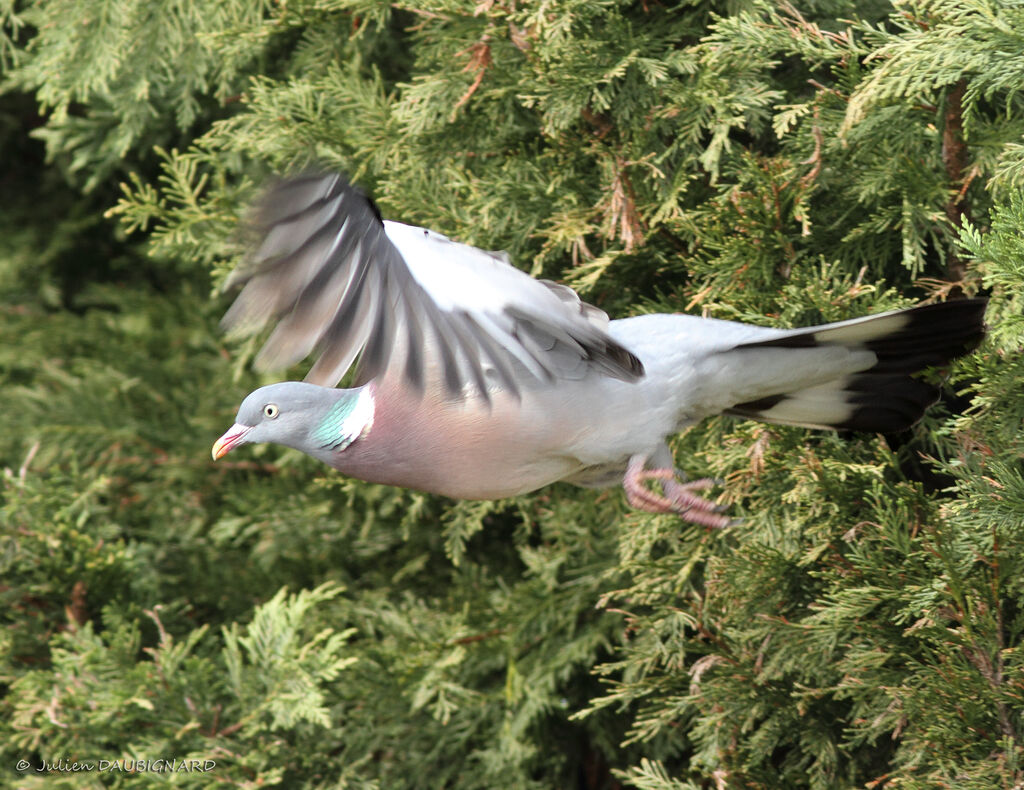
left=623, top=456, right=733, bottom=529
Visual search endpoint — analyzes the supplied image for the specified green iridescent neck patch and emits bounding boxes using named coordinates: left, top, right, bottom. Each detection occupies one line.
left=311, top=386, right=375, bottom=451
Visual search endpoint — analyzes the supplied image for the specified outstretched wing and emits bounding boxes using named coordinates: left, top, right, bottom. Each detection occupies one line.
left=221, top=173, right=643, bottom=400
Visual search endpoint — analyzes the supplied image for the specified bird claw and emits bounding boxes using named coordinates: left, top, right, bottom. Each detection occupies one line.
left=623, top=457, right=733, bottom=529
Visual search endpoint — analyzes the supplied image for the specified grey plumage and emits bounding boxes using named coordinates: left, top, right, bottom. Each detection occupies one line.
left=213, top=173, right=987, bottom=527
left=222, top=173, right=643, bottom=404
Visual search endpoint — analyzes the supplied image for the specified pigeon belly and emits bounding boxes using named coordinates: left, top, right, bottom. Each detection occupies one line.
left=322, top=382, right=587, bottom=499
left=322, top=352, right=689, bottom=499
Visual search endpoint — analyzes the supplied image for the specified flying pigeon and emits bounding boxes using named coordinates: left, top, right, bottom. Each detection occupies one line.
left=212, top=173, right=987, bottom=528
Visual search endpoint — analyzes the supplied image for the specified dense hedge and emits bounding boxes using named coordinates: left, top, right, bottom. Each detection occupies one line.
left=2, top=2, right=1022, bottom=787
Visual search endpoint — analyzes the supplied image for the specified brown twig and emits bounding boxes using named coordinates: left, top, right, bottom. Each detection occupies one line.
left=451, top=627, right=505, bottom=645
left=942, top=79, right=970, bottom=286
left=65, top=581, right=88, bottom=630
left=451, top=38, right=492, bottom=120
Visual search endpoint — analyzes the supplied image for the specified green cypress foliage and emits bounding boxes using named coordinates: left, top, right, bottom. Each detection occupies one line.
left=2, top=1, right=1022, bottom=787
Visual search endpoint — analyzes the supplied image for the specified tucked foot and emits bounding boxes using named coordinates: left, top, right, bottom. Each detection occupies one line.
left=623, top=455, right=733, bottom=529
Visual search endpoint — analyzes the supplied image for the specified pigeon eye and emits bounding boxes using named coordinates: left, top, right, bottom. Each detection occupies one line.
left=263, top=403, right=279, bottom=419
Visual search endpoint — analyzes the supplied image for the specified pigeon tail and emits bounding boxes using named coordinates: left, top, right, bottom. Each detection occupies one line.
left=723, top=299, right=987, bottom=432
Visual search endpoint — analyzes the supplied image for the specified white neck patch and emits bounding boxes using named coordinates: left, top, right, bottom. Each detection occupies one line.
left=311, top=385, right=375, bottom=451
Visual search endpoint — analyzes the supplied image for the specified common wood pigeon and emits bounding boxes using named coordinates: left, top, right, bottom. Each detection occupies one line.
left=212, top=173, right=987, bottom=527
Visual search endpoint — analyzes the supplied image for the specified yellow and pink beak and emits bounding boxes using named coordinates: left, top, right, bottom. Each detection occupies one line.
left=211, top=424, right=253, bottom=461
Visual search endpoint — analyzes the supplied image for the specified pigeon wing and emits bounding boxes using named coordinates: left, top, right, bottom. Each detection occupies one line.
left=222, top=173, right=644, bottom=401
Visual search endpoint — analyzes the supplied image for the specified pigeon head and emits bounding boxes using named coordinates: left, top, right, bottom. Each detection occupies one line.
left=212, top=381, right=375, bottom=461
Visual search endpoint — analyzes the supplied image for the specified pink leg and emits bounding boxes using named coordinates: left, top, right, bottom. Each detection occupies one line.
left=623, top=455, right=734, bottom=529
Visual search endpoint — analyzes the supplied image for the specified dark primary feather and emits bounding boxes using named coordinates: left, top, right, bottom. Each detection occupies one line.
left=221, top=173, right=643, bottom=401
left=725, top=298, right=987, bottom=432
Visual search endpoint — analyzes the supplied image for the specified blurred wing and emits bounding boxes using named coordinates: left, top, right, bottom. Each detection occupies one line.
left=221, top=173, right=644, bottom=401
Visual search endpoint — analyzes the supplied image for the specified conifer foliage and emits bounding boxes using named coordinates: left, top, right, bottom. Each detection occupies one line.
left=2, top=1, right=1023, bottom=788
